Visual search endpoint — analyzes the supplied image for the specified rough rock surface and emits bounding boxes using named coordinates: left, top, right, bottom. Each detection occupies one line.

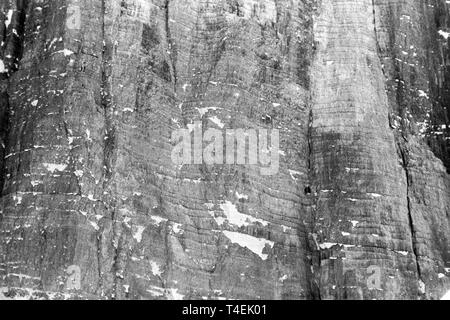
left=0, top=0, right=448, bottom=300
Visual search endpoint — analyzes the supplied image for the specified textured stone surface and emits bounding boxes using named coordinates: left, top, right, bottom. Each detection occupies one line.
left=0, top=0, right=448, bottom=300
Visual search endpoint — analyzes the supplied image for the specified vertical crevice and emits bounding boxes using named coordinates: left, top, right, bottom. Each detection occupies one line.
left=0, top=89, right=9, bottom=197
left=61, top=119, right=82, bottom=196
left=100, top=1, right=125, bottom=300
left=306, top=109, right=314, bottom=174
left=306, top=89, right=321, bottom=300
left=398, top=141, right=423, bottom=283
left=0, top=11, right=9, bottom=194
left=100, top=1, right=114, bottom=187
left=100, top=0, right=119, bottom=299
left=2, top=2, right=27, bottom=75
left=0, top=1, right=29, bottom=196
left=0, top=0, right=30, bottom=294
left=94, top=230, right=103, bottom=295
left=371, top=0, right=380, bottom=53
left=164, top=0, right=177, bottom=91
left=371, top=0, right=386, bottom=76
left=304, top=0, right=322, bottom=300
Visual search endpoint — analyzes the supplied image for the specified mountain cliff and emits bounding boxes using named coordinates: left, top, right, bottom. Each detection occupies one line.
left=0, top=0, right=449, bottom=300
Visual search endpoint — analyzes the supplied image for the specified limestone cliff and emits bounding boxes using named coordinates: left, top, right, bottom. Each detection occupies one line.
left=0, top=0, right=448, bottom=300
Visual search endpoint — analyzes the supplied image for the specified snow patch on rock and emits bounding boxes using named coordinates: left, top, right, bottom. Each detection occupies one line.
left=223, top=231, right=274, bottom=260
left=438, top=30, right=450, bottom=40
left=5, top=10, right=13, bottom=28
left=219, top=201, right=268, bottom=227
left=441, top=290, right=450, bottom=300
left=133, top=226, right=146, bottom=243
left=150, top=215, right=168, bottom=226
left=0, top=59, right=6, bottom=73
left=150, top=261, right=163, bottom=277
left=43, top=163, right=67, bottom=173
left=167, top=288, right=184, bottom=300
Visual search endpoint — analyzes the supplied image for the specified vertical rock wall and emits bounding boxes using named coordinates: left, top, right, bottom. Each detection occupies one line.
left=309, top=0, right=449, bottom=300
left=0, top=0, right=448, bottom=300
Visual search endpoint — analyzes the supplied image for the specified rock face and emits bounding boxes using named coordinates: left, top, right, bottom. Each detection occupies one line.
left=0, top=0, right=448, bottom=300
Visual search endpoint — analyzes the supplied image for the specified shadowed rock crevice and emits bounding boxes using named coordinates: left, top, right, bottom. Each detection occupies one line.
left=397, top=140, right=423, bottom=280
left=0, top=0, right=28, bottom=196
left=163, top=0, right=177, bottom=90
left=0, top=90, right=9, bottom=196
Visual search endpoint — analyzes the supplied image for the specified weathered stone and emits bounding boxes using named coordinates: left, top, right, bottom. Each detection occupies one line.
left=0, top=0, right=448, bottom=300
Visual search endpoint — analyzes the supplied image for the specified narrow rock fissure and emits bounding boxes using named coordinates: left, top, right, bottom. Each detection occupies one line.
left=0, top=92, right=10, bottom=196
left=100, top=8, right=114, bottom=185
left=0, top=2, right=28, bottom=196
left=164, top=0, right=177, bottom=90
left=303, top=1, right=324, bottom=298
left=306, top=88, right=321, bottom=300
left=398, top=142, right=423, bottom=282
left=371, top=0, right=381, bottom=55
left=95, top=232, right=103, bottom=294
left=100, top=0, right=119, bottom=298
